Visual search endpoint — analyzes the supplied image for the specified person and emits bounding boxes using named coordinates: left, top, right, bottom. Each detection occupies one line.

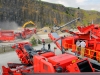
left=79, top=40, right=86, bottom=57
left=42, top=39, right=45, bottom=49
left=64, top=35, right=66, bottom=37
left=48, top=43, right=51, bottom=50
left=75, top=40, right=81, bottom=56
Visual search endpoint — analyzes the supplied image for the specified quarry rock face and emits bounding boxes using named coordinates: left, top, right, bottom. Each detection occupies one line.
left=0, top=0, right=100, bottom=28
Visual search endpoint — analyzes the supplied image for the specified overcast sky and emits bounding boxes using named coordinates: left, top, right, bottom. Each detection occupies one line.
left=41, top=0, right=100, bottom=12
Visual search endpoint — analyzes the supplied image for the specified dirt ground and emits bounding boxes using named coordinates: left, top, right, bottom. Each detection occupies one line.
left=37, top=26, right=78, bottom=34
left=37, top=27, right=51, bottom=35
left=30, top=27, right=75, bottom=41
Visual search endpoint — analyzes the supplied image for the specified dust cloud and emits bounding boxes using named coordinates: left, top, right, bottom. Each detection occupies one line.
left=0, top=21, right=19, bottom=30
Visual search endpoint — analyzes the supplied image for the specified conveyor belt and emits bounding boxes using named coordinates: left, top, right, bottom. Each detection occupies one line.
left=49, top=32, right=100, bottom=71
left=50, top=33, right=61, bottom=46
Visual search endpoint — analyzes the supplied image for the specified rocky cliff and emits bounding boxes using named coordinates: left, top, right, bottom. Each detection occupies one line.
left=0, top=0, right=100, bottom=28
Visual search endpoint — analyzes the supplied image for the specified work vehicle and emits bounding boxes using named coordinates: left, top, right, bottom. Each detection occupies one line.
left=48, top=18, right=100, bottom=71
left=0, top=30, right=15, bottom=42
left=2, top=42, right=95, bottom=75
left=22, top=21, right=36, bottom=28
left=15, top=21, right=37, bottom=39
left=15, top=28, right=36, bottom=39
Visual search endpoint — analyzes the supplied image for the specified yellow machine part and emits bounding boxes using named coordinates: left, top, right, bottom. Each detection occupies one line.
left=22, top=21, right=36, bottom=28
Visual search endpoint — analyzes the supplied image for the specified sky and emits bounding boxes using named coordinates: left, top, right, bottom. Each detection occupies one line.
left=41, top=0, right=100, bottom=12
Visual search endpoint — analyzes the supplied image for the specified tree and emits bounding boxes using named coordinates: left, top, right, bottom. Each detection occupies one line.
left=30, top=37, right=37, bottom=46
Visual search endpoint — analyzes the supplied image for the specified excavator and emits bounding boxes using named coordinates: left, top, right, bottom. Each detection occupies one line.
left=0, top=21, right=37, bottom=42
left=15, top=21, right=37, bottom=39
left=22, top=21, right=36, bottom=28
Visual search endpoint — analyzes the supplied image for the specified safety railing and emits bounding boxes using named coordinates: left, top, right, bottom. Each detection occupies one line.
left=65, top=43, right=100, bottom=63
